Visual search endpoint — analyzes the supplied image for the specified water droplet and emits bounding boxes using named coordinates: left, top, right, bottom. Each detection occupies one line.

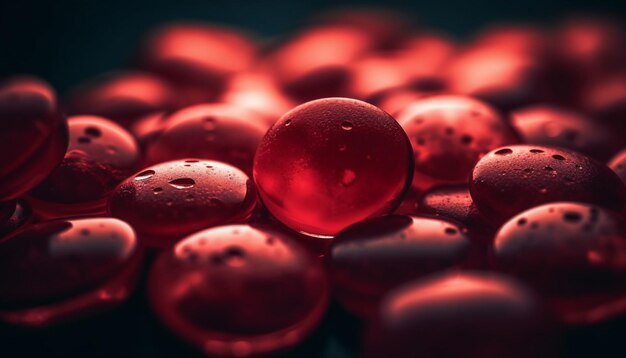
left=575, top=164, right=583, bottom=170
left=168, top=178, right=195, bottom=189
left=539, top=187, right=548, bottom=194
left=444, top=228, right=457, bottom=235
left=203, top=116, right=216, bottom=130
left=341, top=169, right=356, bottom=187
left=224, top=246, right=246, bottom=267
left=530, top=149, right=544, bottom=153
left=563, top=212, right=582, bottom=223
left=153, top=187, right=163, bottom=194
left=495, top=148, right=512, bottom=155
left=544, top=166, right=554, bottom=172
left=84, top=126, right=102, bottom=137
left=135, top=170, right=155, bottom=180
left=341, top=121, right=353, bottom=131
left=77, top=136, right=91, bottom=144
left=105, top=145, right=117, bottom=155
left=517, top=218, right=527, bottom=226
left=166, top=199, right=173, bottom=207
left=552, top=154, right=565, bottom=160
left=184, top=194, right=194, bottom=202
left=284, top=119, right=292, bottom=126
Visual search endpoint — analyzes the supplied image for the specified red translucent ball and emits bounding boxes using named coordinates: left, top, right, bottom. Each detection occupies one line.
left=146, top=103, right=267, bottom=175
left=397, top=95, right=519, bottom=192
left=512, top=105, right=620, bottom=161
left=148, top=225, right=329, bottom=357
left=470, top=145, right=626, bottom=220
left=29, top=115, right=140, bottom=219
left=108, top=160, right=256, bottom=247
left=329, top=215, right=471, bottom=317
left=0, top=76, right=68, bottom=201
left=253, top=97, right=413, bottom=237
left=494, top=202, right=626, bottom=324
left=0, top=217, right=141, bottom=327
left=66, top=71, right=174, bottom=127
left=365, top=272, right=558, bottom=358
left=608, top=148, right=626, bottom=187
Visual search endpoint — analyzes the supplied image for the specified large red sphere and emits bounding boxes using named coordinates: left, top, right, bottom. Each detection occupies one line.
left=148, top=225, right=329, bottom=357
left=253, top=97, right=413, bottom=237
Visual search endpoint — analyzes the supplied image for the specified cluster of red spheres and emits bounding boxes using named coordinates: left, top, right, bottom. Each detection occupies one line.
left=2, top=7, right=626, bottom=357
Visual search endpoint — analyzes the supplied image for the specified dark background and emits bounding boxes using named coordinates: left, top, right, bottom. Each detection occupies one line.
left=1, top=0, right=626, bottom=94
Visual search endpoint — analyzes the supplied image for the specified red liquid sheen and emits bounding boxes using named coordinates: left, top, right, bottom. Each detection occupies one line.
left=29, top=115, right=140, bottom=219
left=146, top=103, right=267, bottom=175
left=512, top=105, right=620, bottom=161
left=397, top=95, right=519, bottom=192
left=108, top=160, right=256, bottom=247
left=366, top=272, right=558, bottom=358
left=470, top=145, right=626, bottom=220
left=66, top=71, right=174, bottom=127
left=254, top=97, right=413, bottom=237
left=329, top=215, right=471, bottom=318
left=0, top=76, right=68, bottom=201
left=494, top=202, right=626, bottom=324
left=0, top=218, right=141, bottom=327
left=148, top=225, right=329, bottom=357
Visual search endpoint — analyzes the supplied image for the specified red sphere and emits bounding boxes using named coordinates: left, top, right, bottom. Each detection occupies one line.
left=494, top=202, right=626, bottom=324
left=29, top=116, right=140, bottom=219
left=366, top=272, right=557, bottom=358
left=108, top=160, right=256, bottom=247
left=146, top=103, right=267, bottom=174
left=253, top=97, right=413, bottom=237
left=608, top=148, right=626, bottom=187
left=66, top=71, right=174, bottom=127
left=329, top=215, right=471, bottom=317
left=148, top=225, right=329, bottom=357
left=470, top=145, right=626, bottom=220
left=0, top=76, right=68, bottom=201
left=0, top=218, right=141, bottom=327
left=397, top=95, right=518, bottom=192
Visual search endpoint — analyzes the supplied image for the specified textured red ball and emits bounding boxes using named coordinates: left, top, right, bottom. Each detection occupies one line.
left=0, top=218, right=141, bottom=326
left=253, top=97, right=413, bottom=237
left=29, top=115, right=140, bottom=219
left=329, top=215, right=471, bottom=317
left=148, top=225, right=329, bottom=357
left=0, top=76, right=68, bottom=201
left=146, top=103, right=267, bottom=174
left=470, top=145, right=626, bottom=220
left=397, top=95, right=519, bottom=192
left=108, top=159, right=256, bottom=247
left=493, top=202, right=626, bottom=324
left=366, top=272, right=557, bottom=358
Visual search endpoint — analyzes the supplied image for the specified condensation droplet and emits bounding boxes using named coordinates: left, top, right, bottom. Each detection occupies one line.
left=530, top=149, right=544, bottom=153
left=135, top=170, right=155, bottom=180
left=105, top=145, right=117, bottom=155
left=563, top=212, right=582, bottom=223
left=168, top=178, right=196, bottom=189
left=444, top=228, right=457, bottom=235
left=84, top=126, right=102, bottom=137
left=77, top=136, right=91, bottom=144
left=552, top=154, right=565, bottom=161
left=153, top=187, right=163, bottom=194
left=341, top=169, right=356, bottom=187
left=203, top=116, right=216, bottom=130
left=341, top=121, right=353, bottom=131
left=495, top=148, right=512, bottom=155
left=285, top=119, right=292, bottom=126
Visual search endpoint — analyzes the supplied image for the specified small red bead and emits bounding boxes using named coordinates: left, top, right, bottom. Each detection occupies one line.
left=254, top=97, right=413, bottom=237
left=108, top=159, right=256, bottom=247
left=0, top=218, right=141, bottom=327
left=148, top=225, right=329, bottom=357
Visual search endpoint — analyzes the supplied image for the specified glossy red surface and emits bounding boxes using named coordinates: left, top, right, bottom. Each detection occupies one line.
left=366, top=272, right=557, bottom=357
left=254, top=97, right=413, bottom=237
left=0, top=76, right=68, bottom=201
left=494, top=202, right=626, bottom=324
left=148, top=225, right=329, bottom=357
left=66, top=71, right=174, bottom=127
left=146, top=103, right=267, bottom=174
left=108, top=160, right=256, bottom=247
left=29, top=116, right=140, bottom=219
left=397, top=95, right=519, bottom=192
left=329, top=215, right=471, bottom=317
left=512, top=105, right=620, bottom=161
left=608, top=148, right=626, bottom=187
left=470, top=145, right=626, bottom=220
left=0, top=218, right=141, bottom=327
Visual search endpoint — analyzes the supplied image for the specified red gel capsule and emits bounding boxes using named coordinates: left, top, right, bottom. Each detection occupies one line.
left=608, top=149, right=626, bottom=187
left=397, top=95, right=519, bottom=192
left=108, top=160, right=256, bottom=248
left=66, top=71, right=174, bottom=127
left=366, top=272, right=557, bottom=358
left=512, top=105, right=620, bottom=161
left=329, top=215, right=471, bottom=318
left=148, top=225, right=329, bottom=357
left=416, top=185, right=498, bottom=243
left=470, top=145, right=626, bottom=220
left=0, top=76, right=68, bottom=201
left=254, top=98, right=413, bottom=237
left=0, top=218, right=141, bottom=327
left=28, top=115, right=141, bottom=219
left=146, top=103, right=267, bottom=175
left=493, top=202, right=626, bottom=324
left=0, top=200, right=31, bottom=238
